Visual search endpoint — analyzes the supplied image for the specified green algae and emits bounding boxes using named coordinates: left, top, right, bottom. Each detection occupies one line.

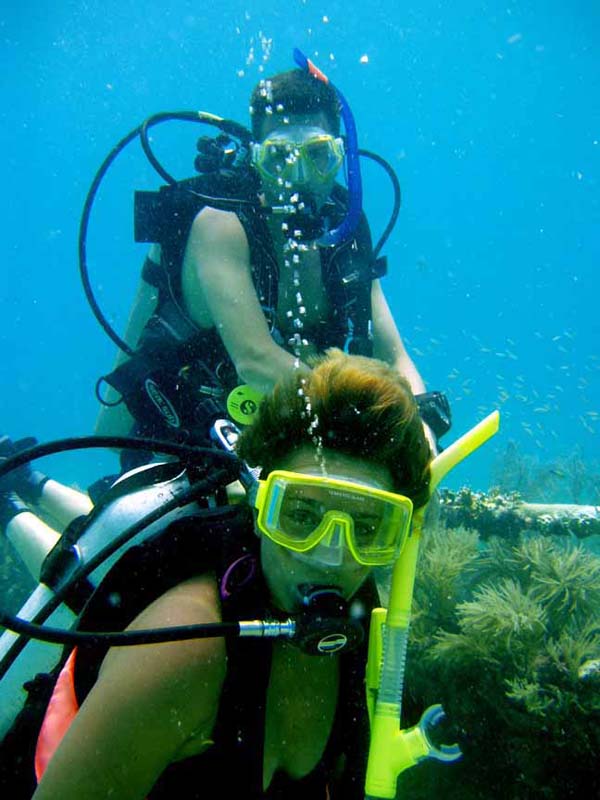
left=396, top=524, right=600, bottom=799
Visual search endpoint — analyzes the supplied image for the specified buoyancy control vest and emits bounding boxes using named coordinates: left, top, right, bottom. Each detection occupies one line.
left=100, top=173, right=385, bottom=447
left=5, top=500, right=375, bottom=798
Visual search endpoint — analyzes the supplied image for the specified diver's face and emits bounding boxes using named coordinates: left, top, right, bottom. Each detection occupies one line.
left=255, top=112, right=342, bottom=209
left=258, top=446, right=394, bottom=613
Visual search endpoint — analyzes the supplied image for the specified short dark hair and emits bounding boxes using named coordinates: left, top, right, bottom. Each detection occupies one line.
left=236, top=349, right=432, bottom=509
left=249, top=68, right=341, bottom=140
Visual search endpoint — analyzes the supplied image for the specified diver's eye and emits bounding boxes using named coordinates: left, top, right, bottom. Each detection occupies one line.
left=353, top=519, right=379, bottom=545
left=307, top=141, right=334, bottom=173
left=266, top=145, right=289, bottom=173
left=280, top=503, right=322, bottom=537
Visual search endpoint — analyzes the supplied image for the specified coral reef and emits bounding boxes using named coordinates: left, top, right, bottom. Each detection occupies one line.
left=438, top=486, right=600, bottom=540
left=398, top=525, right=600, bottom=799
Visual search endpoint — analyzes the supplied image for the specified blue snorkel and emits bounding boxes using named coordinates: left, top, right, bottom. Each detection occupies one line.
left=293, top=48, right=363, bottom=247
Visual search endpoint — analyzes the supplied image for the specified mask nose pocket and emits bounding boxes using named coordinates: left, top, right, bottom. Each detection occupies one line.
left=313, top=514, right=352, bottom=566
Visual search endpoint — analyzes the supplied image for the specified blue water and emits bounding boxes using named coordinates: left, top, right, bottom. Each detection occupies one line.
left=1, top=0, right=598, bottom=492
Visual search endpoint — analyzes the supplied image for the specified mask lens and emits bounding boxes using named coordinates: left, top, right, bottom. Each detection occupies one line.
left=255, top=129, right=343, bottom=185
left=260, top=142, right=292, bottom=178
left=259, top=473, right=413, bottom=565
left=305, top=138, right=341, bottom=177
left=278, top=487, right=326, bottom=541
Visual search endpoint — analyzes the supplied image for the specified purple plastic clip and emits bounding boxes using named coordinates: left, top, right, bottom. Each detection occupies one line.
left=220, top=554, right=257, bottom=600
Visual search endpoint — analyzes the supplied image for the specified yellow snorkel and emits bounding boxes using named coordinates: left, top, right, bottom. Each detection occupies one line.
left=364, top=410, right=500, bottom=799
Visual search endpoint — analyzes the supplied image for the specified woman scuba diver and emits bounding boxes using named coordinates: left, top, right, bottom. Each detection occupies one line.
left=1, top=350, right=428, bottom=798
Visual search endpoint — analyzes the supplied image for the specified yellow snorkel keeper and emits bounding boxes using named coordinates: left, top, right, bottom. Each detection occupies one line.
left=364, top=411, right=500, bottom=799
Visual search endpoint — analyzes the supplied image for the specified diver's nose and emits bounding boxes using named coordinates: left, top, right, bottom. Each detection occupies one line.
left=286, top=150, right=307, bottom=185
left=321, top=522, right=343, bottom=548
left=313, top=522, right=347, bottom=566
left=296, top=158, right=306, bottom=183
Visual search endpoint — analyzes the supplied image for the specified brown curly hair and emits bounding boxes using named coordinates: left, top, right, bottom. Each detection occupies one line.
left=236, top=350, right=432, bottom=509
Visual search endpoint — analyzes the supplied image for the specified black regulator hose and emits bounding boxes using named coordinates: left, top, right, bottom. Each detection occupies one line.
left=0, top=592, right=363, bottom=655
left=79, top=124, right=142, bottom=357
left=139, top=111, right=253, bottom=185
left=0, top=436, right=239, bottom=479
left=0, top=435, right=241, bottom=677
left=79, top=110, right=254, bottom=358
left=0, top=613, right=243, bottom=648
left=358, top=148, right=401, bottom=261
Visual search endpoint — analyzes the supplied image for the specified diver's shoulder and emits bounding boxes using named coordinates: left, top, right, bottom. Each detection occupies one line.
left=191, top=204, right=247, bottom=239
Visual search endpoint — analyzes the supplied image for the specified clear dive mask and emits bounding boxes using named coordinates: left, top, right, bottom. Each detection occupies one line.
left=251, top=126, right=345, bottom=189
left=255, top=470, right=414, bottom=567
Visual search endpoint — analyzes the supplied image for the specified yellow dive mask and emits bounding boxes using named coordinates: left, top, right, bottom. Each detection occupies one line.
left=251, top=126, right=345, bottom=187
left=254, top=470, right=413, bottom=567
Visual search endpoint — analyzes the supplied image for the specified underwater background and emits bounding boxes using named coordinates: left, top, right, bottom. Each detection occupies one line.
left=1, top=0, right=598, bottom=494
left=1, top=2, right=599, bottom=798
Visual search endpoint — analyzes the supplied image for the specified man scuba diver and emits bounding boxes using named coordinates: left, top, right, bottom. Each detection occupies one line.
left=93, top=52, right=451, bottom=463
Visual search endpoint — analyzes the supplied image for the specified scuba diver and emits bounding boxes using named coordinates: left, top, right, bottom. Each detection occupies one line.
left=92, top=51, right=451, bottom=463
left=3, top=350, right=430, bottom=798
left=0, top=351, right=499, bottom=798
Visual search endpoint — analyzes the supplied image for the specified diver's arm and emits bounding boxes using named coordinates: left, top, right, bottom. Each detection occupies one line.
left=32, top=573, right=226, bottom=800
left=94, top=250, right=160, bottom=437
left=181, top=207, right=310, bottom=394
left=371, top=280, right=427, bottom=395
left=371, top=281, right=438, bottom=453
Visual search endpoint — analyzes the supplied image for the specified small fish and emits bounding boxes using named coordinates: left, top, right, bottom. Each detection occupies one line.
left=548, top=468, right=567, bottom=479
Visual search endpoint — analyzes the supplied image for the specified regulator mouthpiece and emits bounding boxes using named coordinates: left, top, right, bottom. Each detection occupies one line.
left=291, top=585, right=364, bottom=655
